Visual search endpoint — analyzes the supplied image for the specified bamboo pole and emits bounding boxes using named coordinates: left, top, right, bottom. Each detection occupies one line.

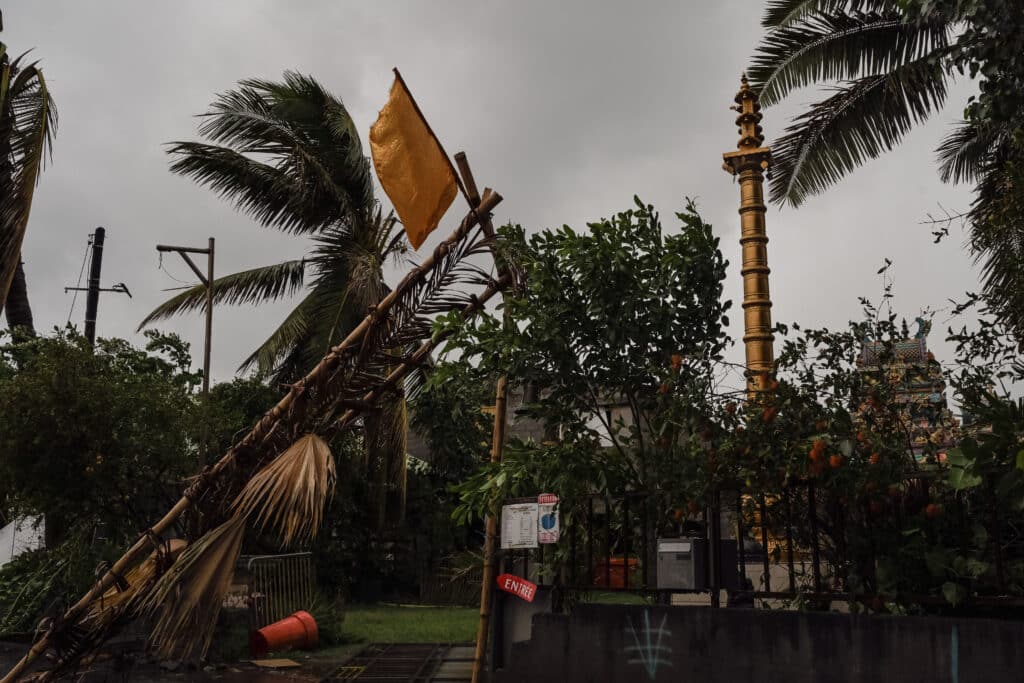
left=453, top=152, right=514, bottom=683
left=2, top=191, right=502, bottom=683
left=472, top=376, right=509, bottom=683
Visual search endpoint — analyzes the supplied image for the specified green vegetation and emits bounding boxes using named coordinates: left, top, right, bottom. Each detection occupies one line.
left=0, top=11, right=57, bottom=333
left=749, top=0, right=1024, bottom=338
left=340, top=604, right=478, bottom=644
left=440, top=194, right=1024, bottom=610
left=302, top=604, right=478, bottom=661
left=0, top=328, right=277, bottom=635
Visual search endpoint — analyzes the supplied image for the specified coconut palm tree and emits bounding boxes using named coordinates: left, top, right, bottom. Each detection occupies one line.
left=140, top=72, right=408, bottom=528
left=748, top=0, right=1024, bottom=333
left=0, top=11, right=57, bottom=334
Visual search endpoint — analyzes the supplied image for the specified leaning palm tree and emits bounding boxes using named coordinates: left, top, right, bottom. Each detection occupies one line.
left=140, top=72, right=408, bottom=528
left=748, top=1, right=1024, bottom=333
left=0, top=10, right=57, bottom=333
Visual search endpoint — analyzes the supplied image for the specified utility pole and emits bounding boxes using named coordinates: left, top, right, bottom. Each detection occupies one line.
left=156, top=239, right=215, bottom=466
left=64, top=227, right=131, bottom=346
left=84, top=227, right=105, bottom=345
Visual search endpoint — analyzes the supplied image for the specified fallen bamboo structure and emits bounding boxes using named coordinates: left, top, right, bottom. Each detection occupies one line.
left=3, top=179, right=507, bottom=683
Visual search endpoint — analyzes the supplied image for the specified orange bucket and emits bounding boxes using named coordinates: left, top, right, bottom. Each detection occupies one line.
left=249, top=610, right=319, bottom=657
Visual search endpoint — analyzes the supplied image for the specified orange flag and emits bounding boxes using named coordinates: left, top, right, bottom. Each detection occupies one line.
left=370, top=70, right=459, bottom=250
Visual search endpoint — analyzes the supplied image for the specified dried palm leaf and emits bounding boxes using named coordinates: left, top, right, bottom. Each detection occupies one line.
left=84, top=539, right=188, bottom=623
left=232, top=433, right=336, bottom=547
left=138, top=517, right=245, bottom=663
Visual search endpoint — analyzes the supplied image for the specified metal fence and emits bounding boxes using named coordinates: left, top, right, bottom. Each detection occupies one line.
left=419, top=556, right=483, bottom=606
left=500, top=480, right=1024, bottom=611
left=241, top=552, right=316, bottom=630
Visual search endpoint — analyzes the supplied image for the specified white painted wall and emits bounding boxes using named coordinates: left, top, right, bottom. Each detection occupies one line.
left=0, top=516, right=45, bottom=567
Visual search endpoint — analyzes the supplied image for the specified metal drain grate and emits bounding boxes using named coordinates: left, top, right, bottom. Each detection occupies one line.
left=323, top=643, right=449, bottom=682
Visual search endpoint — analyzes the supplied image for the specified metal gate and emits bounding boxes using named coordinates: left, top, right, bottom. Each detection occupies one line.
left=243, top=552, right=316, bottom=630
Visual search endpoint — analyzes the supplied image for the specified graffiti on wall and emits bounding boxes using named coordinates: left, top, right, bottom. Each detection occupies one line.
left=625, top=609, right=672, bottom=680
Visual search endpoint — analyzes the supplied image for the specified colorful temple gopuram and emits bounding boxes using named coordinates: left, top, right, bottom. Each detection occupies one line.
left=856, top=318, right=960, bottom=463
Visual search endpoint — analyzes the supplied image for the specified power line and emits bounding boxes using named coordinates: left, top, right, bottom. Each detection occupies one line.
left=66, top=233, right=92, bottom=325
left=157, top=251, right=198, bottom=286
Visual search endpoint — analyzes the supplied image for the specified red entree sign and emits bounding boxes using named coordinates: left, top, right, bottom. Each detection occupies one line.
left=496, top=573, right=537, bottom=602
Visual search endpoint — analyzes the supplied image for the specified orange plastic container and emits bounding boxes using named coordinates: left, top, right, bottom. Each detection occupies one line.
left=593, top=557, right=640, bottom=588
left=249, top=610, right=319, bottom=657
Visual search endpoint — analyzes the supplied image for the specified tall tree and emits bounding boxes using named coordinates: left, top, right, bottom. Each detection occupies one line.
left=140, top=72, right=409, bottom=527
left=0, top=11, right=57, bottom=333
left=748, top=0, right=1024, bottom=334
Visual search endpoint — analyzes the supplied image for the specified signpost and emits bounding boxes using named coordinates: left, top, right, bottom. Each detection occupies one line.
left=500, top=494, right=560, bottom=549
left=500, top=502, right=538, bottom=550
left=537, top=493, right=559, bottom=544
left=495, top=573, right=537, bottom=603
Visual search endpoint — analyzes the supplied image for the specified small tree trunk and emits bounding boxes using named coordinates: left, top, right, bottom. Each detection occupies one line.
left=3, top=259, right=35, bottom=333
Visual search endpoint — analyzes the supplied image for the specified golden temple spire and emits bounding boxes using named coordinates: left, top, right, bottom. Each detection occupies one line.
left=722, top=74, right=774, bottom=397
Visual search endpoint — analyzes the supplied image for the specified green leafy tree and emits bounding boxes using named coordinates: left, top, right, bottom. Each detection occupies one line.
left=449, top=198, right=732, bottom=523
left=0, top=329, right=200, bottom=545
left=411, top=360, right=491, bottom=482
left=748, top=0, right=1024, bottom=335
left=0, top=329, right=282, bottom=544
left=139, top=72, right=409, bottom=527
left=0, top=11, right=57, bottom=333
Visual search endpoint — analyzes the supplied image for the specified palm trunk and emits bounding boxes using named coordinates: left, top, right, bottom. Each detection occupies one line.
left=3, top=258, right=34, bottom=333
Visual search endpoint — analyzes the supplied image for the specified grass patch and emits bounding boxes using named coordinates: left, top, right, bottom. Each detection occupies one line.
left=305, top=604, right=478, bottom=661
left=342, top=604, right=478, bottom=643
left=577, top=591, right=653, bottom=605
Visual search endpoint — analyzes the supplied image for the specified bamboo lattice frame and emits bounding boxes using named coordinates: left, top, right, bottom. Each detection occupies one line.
left=2, top=166, right=510, bottom=682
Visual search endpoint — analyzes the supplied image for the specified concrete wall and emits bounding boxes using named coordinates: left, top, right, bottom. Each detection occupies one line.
left=494, top=604, right=1024, bottom=682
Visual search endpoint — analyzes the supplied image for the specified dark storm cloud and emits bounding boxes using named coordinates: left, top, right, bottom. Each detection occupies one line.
left=7, top=1, right=981, bottom=389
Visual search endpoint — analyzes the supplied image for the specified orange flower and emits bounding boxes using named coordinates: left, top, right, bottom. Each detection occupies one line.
left=671, top=354, right=683, bottom=371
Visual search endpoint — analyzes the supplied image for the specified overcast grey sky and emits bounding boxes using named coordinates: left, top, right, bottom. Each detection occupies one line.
left=6, top=1, right=981, bottom=388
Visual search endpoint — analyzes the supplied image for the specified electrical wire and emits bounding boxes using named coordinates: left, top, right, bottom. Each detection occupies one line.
left=66, top=233, right=93, bottom=325
left=157, top=251, right=197, bottom=286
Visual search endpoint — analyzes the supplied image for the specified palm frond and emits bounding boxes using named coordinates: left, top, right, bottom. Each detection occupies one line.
left=238, top=291, right=318, bottom=376
left=936, top=120, right=1012, bottom=184
left=84, top=540, right=188, bottom=624
left=768, top=55, right=948, bottom=207
left=761, top=0, right=896, bottom=28
left=175, top=71, right=373, bottom=229
left=167, top=142, right=339, bottom=235
left=138, top=259, right=306, bottom=330
left=232, top=434, right=336, bottom=547
left=0, top=59, right=55, bottom=307
left=138, top=517, right=245, bottom=663
left=748, top=9, right=950, bottom=106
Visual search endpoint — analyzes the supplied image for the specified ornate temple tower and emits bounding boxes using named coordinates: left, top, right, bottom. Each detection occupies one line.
left=722, top=75, right=774, bottom=397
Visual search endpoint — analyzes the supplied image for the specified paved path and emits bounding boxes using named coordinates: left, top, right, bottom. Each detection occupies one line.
left=1, top=641, right=473, bottom=682
left=320, top=643, right=473, bottom=682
